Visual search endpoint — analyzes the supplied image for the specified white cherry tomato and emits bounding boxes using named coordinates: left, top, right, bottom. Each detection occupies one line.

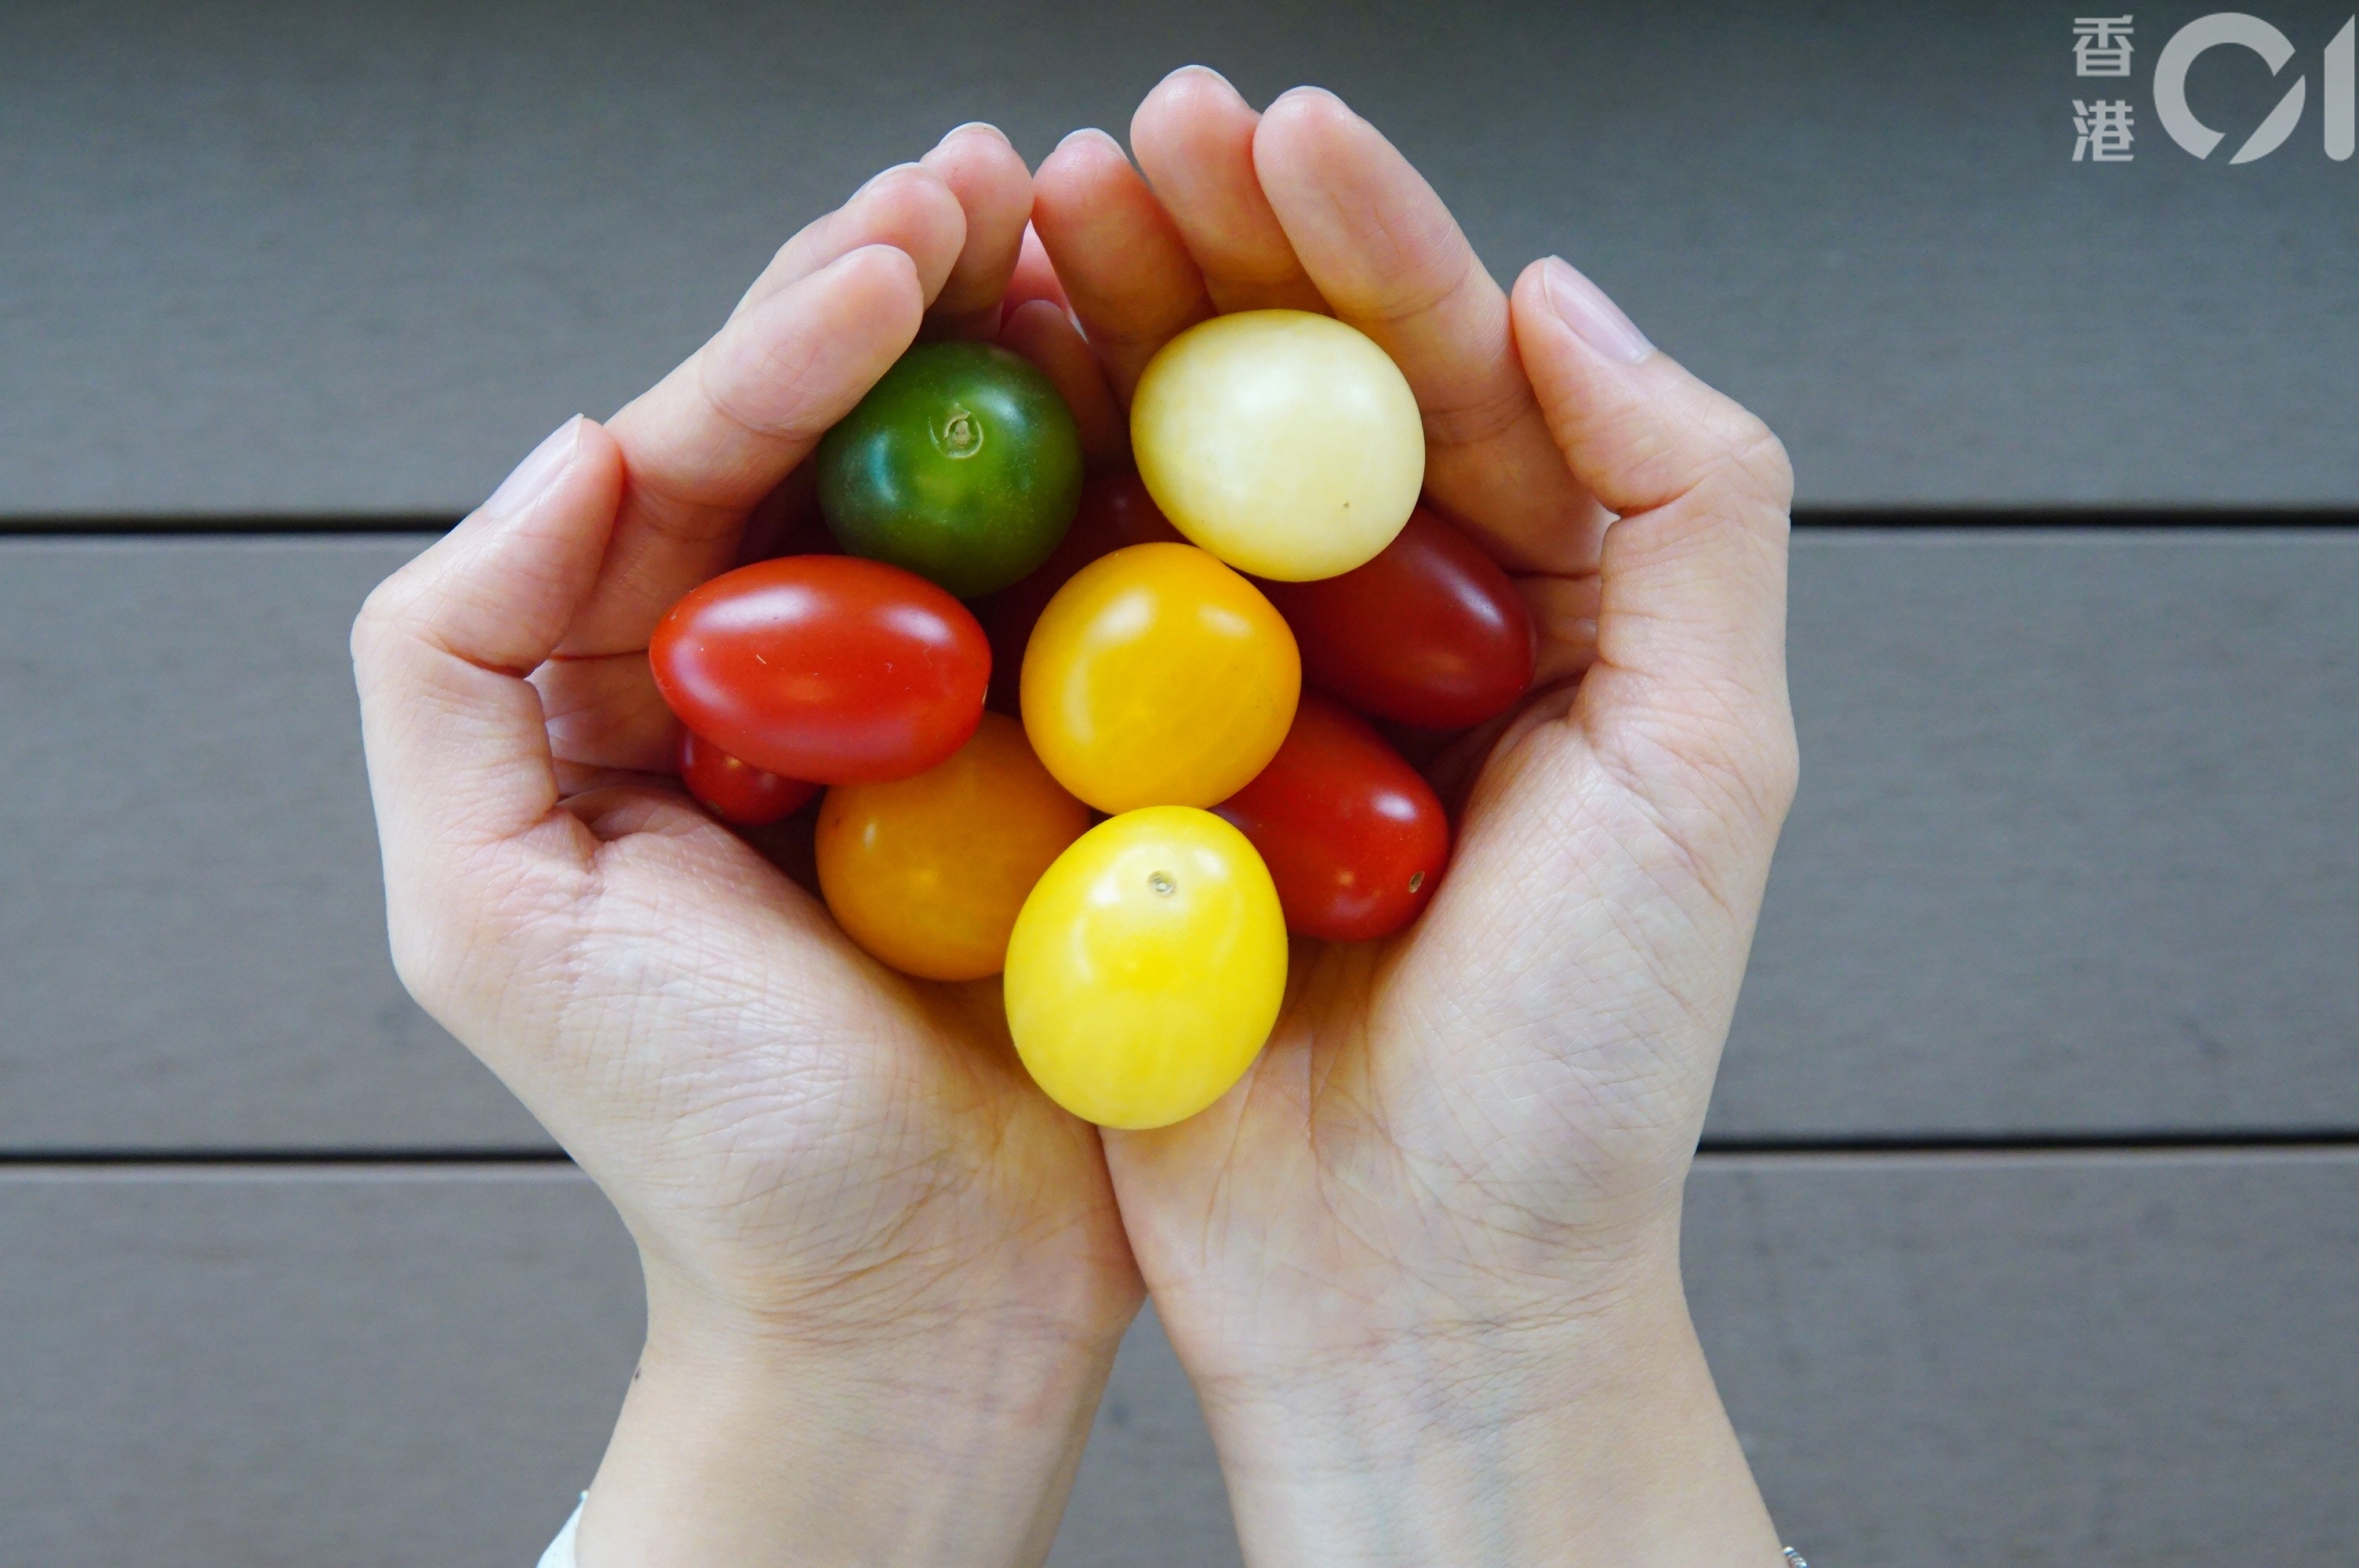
left=1130, top=310, right=1425, bottom=583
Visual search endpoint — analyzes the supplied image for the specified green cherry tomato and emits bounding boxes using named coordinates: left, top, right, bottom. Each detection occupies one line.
left=817, top=341, right=1085, bottom=599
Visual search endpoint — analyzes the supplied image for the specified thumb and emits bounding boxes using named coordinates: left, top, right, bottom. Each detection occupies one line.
left=1509, top=256, right=1797, bottom=824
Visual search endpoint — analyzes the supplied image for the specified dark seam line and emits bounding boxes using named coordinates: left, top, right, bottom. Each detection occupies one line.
left=2, top=1134, right=2354, bottom=1167
left=0, top=516, right=465, bottom=535
left=1797, top=507, right=2359, bottom=529
left=1697, top=1130, right=2359, bottom=1156
left=1, top=509, right=2357, bottom=537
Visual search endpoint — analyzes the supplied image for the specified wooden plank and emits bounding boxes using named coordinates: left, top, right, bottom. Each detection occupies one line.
left=5, top=1, right=2357, bottom=517
left=2, top=1154, right=2350, bottom=1564
left=1052, top=1305, right=1241, bottom=1568
left=0, top=536, right=548, bottom=1149
left=3, top=531, right=2354, bottom=1148
left=1709, top=530, right=2359, bottom=1137
left=1688, top=1149, right=2359, bottom=1565
left=0, top=1167, right=640, bottom=1568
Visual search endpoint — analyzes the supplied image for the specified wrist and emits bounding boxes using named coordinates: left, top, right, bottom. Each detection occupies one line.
left=1177, top=1242, right=1782, bottom=1567
left=576, top=1261, right=1133, bottom=1568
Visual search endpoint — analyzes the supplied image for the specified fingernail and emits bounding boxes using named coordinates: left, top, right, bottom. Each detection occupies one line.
left=941, top=120, right=1012, bottom=147
left=851, top=161, right=924, bottom=200
left=1540, top=256, right=1652, bottom=365
left=1274, top=83, right=1351, bottom=114
left=1169, top=63, right=1238, bottom=93
left=1054, top=126, right=1125, bottom=157
left=483, top=416, right=583, bottom=519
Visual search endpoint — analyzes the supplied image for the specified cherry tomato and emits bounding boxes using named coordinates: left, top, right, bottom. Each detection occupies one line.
left=1004, top=806, right=1286, bottom=1127
left=817, top=341, right=1083, bottom=598
left=1214, top=694, right=1450, bottom=942
left=677, top=728, right=818, bottom=826
left=1131, top=310, right=1424, bottom=582
left=980, top=472, right=1186, bottom=713
left=650, top=555, right=989, bottom=785
left=1259, top=506, right=1538, bottom=730
left=1020, top=542, right=1299, bottom=813
left=816, top=713, right=1089, bottom=982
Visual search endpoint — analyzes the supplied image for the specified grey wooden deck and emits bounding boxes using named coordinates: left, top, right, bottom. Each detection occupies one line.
left=3, top=2, right=2353, bottom=1563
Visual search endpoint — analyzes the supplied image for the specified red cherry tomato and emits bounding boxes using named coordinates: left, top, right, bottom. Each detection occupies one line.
left=650, top=555, right=990, bottom=785
left=1213, top=693, right=1450, bottom=942
left=1258, top=506, right=1536, bottom=731
left=677, top=728, right=818, bottom=826
left=980, top=472, right=1186, bottom=713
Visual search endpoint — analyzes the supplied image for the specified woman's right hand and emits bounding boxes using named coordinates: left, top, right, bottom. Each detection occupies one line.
left=351, top=126, right=1140, bottom=1568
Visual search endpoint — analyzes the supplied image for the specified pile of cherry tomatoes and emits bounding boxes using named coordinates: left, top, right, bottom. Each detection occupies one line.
left=651, top=310, right=1535, bottom=1129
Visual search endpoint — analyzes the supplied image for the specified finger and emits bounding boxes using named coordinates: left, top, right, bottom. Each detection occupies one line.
left=1030, top=128, right=1212, bottom=403
left=1001, top=223, right=1071, bottom=321
left=729, top=164, right=965, bottom=324
left=1509, top=257, right=1795, bottom=808
left=1252, top=88, right=1607, bottom=575
left=353, top=415, right=626, bottom=878
left=529, top=652, right=680, bottom=774
left=1129, top=66, right=1325, bottom=314
left=999, top=298, right=1127, bottom=469
left=920, top=122, right=1035, bottom=339
left=1516, top=572, right=1602, bottom=687
left=562, top=243, right=934, bottom=657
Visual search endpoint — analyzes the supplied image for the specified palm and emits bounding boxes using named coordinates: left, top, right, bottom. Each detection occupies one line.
left=1107, top=684, right=1754, bottom=1371
left=357, top=122, right=1143, bottom=1344
left=1023, top=71, right=1794, bottom=1386
left=510, top=811, right=1132, bottom=1327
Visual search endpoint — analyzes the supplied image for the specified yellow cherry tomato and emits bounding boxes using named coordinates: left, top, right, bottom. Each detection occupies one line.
left=816, top=712, right=1089, bottom=981
left=1130, top=310, right=1425, bottom=582
left=1020, top=542, right=1299, bottom=813
left=1004, top=806, right=1287, bottom=1128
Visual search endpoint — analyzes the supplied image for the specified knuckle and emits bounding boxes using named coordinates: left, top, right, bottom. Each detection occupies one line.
left=350, top=571, right=424, bottom=668
left=1722, top=415, right=1794, bottom=508
left=1752, top=713, right=1802, bottom=826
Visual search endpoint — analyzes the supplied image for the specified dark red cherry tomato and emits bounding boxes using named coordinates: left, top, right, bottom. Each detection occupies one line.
left=1213, top=693, right=1450, bottom=943
left=979, top=471, right=1186, bottom=712
left=677, top=728, right=817, bottom=826
left=650, top=555, right=989, bottom=785
left=1258, top=506, right=1536, bottom=731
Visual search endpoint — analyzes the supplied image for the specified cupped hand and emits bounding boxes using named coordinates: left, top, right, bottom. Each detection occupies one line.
left=1031, top=71, right=1798, bottom=1563
left=351, top=127, right=1137, bottom=1568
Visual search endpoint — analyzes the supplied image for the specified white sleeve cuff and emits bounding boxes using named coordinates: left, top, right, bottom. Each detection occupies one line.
left=536, top=1497, right=584, bottom=1568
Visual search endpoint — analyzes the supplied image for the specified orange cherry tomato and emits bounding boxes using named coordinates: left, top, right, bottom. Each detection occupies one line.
left=1020, top=542, right=1299, bottom=814
left=815, top=712, right=1090, bottom=981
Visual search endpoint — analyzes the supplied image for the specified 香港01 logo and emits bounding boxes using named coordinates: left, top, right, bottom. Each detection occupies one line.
left=2070, top=12, right=2355, bottom=163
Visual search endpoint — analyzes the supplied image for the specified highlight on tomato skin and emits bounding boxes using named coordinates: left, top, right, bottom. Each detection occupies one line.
left=978, top=472, right=1186, bottom=714
left=1258, top=506, right=1537, bottom=731
left=649, top=554, right=990, bottom=786
left=1213, top=692, right=1451, bottom=944
left=676, top=728, right=819, bottom=826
